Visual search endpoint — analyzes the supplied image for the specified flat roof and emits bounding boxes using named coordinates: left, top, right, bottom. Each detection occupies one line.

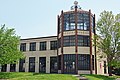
left=21, top=36, right=57, bottom=40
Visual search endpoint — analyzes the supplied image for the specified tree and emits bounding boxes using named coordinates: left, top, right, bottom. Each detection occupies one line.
left=95, top=11, right=120, bottom=76
left=0, top=24, right=24, bottom=65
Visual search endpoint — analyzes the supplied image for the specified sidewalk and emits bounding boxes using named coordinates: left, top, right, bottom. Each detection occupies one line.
left=72, top=75, right=88, bottom=80
left=116, top=78, right=120, bottom=80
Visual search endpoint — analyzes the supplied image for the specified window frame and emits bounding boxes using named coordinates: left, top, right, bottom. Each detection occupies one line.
left=40, top=41, right=47, bottom=51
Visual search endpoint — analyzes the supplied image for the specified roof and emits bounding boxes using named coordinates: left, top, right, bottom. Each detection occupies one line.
left=20, top=36, right=57, bottom=40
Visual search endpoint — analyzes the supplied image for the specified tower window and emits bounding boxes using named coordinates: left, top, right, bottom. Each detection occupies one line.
left=63, top=35, right=89, bottom=47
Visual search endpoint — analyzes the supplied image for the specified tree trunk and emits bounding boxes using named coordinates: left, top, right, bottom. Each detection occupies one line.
left=109, top=66, right=112, bottom=76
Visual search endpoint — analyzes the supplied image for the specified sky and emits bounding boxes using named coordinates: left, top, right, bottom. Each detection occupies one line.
left=0, top=0, right=120, bottom=39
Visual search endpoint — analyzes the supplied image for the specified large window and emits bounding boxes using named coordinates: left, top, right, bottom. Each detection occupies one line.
left=40, top=42, right=46, bottom=51
left=63, top=54, right=76, bottom=74
left=29, top=42, right=36, bottom=51
left=50, top=41, right=57, bottom=50
left=58, top=54, right=94, bottom=73
left=61, top=13, right=90, bottom=32
left=63, top=13, right=75, bottom=31
left=63, top=35, right=89, bottom=47
left=78, top=54, right=90, bottom=70
left=78, top=36, right=90, bottom=46
left=20, top=43, right=26, bottom=51
left=78, top=54, right=94, bottom=70
left=77, top=13, right=89, bottom=30
left=63, top=36, right=75, bottom=46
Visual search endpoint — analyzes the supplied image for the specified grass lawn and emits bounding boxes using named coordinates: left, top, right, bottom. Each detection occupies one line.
left=0, top=72, right=78, bottom=80
left=81, top=74, right=120, bottom=80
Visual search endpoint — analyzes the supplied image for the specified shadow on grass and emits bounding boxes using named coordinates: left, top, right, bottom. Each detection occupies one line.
left=81, top=74, right=116, bottom=80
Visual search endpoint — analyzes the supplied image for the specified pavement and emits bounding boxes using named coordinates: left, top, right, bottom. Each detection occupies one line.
left=72, top=75, right=88, bottom=80
left=116, top=78, right=120, bottom=80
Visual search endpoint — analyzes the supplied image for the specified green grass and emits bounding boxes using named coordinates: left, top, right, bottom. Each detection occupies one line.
left=1, top=72, right=120, bottom=80
left=0, top=72, right=78, bottom=80
left=81, top=74, right=120, bottom=80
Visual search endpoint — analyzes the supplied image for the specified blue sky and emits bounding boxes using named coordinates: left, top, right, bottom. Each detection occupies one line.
left=0, top=0, right=120, bottom=39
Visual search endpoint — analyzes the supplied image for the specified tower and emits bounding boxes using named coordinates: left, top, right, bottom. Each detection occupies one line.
left=57, top=1, right=96, bottom=74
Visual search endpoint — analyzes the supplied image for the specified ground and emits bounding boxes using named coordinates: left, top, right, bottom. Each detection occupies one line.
left=0, top=72, right=120, bottom=80
left=0, top=72, right=78, bottom=80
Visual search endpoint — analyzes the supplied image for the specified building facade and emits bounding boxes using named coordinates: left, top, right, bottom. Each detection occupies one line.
left=0, top=1, right=107, bottom=74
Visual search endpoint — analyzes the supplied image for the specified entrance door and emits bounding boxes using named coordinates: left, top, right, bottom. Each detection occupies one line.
left=39, top=57, right=46, bottom=73
left=50, top=57, right=57, bottom=73
left=64, top=54, right=76, bottom=74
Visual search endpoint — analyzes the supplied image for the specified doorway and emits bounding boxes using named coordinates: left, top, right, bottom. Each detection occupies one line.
left=39, top=57, right=46, bottom=73
left=63, top=54, right=76, bottom=74
left=50, top=57, right=57, bottom=73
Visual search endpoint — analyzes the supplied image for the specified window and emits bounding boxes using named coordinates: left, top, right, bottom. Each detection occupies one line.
left=63, top=36, right=75, bottom=47
left=77, top=13, right=89, bottom=30
left=10, top=64, right=16, bottom=72
left=50, top=57, right=57, bottom=73
left=20, top=43, right=26, bottom=51
left=62, top=35, right=89, bottom=47
left=63, top=54, right=76, bottom=74
left=84, top=22, right=87, bottom=30
left=50, top=41, right=57, bottom=50
left=19, top=59, right=25, bottom=72
left=1, top=64, right=7, bottom=72
left=91, top=16, right=95, bottom=32
left=78, top=36, right=90, bottom=46
left=63, top=13, right=75, bottom=31
left=78, top=54, right=90, bottom=70
left=40, top=42, right=46, bottom=51
left=39, top=57, right=46, bottom=73
left=60, top=13, right=90, bottom=32
left=70, top=23, right=75, bottom=30
left=29, top=57, right=35, bottom=72
left=78, top=36, right=84, bottom=46
left=78, top=23, right=84, bottom=30
left=29, top=42, right=36, bottom=51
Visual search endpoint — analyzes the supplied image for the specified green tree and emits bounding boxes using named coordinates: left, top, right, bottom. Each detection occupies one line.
left=95, top=11, right=120, bottom=76
left=0, top=24, right=24, bottom=65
